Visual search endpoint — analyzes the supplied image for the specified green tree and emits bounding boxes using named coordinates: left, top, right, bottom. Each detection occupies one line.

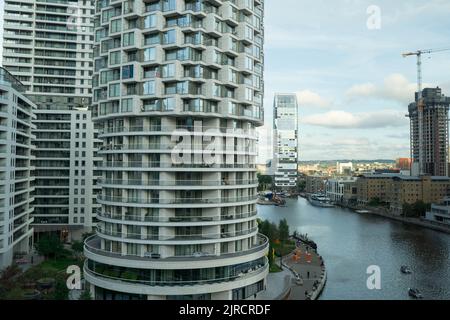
left=53, top=279, right=69, bottom=300
left=278, top=219, right=290, bottom=242
left=71, top=241, right=84, bottom=253
left=257, top=173, right=273, bottom=192
left=79, top=290, right=92, bottom=300
left=35, top=234, right=64, bottom=259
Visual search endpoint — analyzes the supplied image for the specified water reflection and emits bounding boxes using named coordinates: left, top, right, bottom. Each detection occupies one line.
left=257, top=197, right=450, bottom=300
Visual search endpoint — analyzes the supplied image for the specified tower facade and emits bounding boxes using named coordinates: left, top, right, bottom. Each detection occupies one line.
left=273, top=93, right=298, bottom=189
left=85, top=0, right=268, bottom=300
left=0, top=67, right=36, bottom=269
left=2, top=0, right=100, bottom=240
left=409, top=87, right=450, bottom=177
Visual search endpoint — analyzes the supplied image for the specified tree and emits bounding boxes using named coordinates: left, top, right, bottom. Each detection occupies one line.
left=35, top=234, right=64, bottom=259
left=79, top=290, right=92, bottom=300
left=0, top=264, right=21, bottom=291
left=278, top=219, right=290, bottom=242
left=257, top=173, right=273, bottom=192
left=71, top=241, right=84, bottom=253
left=53, top=279, right=69, bottom=300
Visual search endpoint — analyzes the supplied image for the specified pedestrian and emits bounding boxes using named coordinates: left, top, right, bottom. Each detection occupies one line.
left=307, top=271, right=310, bottom=279
left=31, top=256, right=34, bottom=265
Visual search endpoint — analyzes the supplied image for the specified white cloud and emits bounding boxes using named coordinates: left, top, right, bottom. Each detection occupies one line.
left=302, top=110, right=408, bottom=129
left=296, top=90, right=331, bottom=108
left=346, top=74, right=422, bottom=104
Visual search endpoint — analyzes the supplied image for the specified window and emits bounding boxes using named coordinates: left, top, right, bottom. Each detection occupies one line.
left=143, top=80, right=155, bottom=95
left=144, top=14, right=156, bottom=29
left=122, top=65, right=134, bottom=79
left=163, top=29, right=176, bottom=44
left=123, top=32, right=134, bottom=46
left=143, top=47, right=156, bottom=61
left=162, top=64, right=175, bottom=78
left=110, top=19, right=122, bottom=33
left=109, top=83, right=120, bottom=97
left=110, top=51, right=121, bottom=65
left=122, top=98, right=133, bottom=112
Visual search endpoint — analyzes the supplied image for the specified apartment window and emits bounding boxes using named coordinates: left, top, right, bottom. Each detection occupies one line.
left=163, top=29, right=176, bottom=44
left=122, top=65, right=134, bottom=79
left=110, top=51, right=121, bottom=65
left=110, top=19, right=122, bottom=33
left=144, top=47, right=156, bottom=61
left=122, top=98, right=133, bottom=112
left=144, top=14, right=156, bottom=29
left=143, top=81, right=156, bottom=95
left=109, top=83, right=120, bottom=97
left=162, top=64, right=175, bottom=78
left=123, top=32, right=134, bottom=46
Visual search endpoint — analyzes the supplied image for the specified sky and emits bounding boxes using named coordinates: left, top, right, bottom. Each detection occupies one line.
left=259, top=0, right=450, bottom=162
left=0, top=1, right=450, bottom=162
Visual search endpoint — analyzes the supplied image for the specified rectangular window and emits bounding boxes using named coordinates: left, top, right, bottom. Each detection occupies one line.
left=144, top=14, right=156, bottom=29
left=143, top=80, right=156, bottom=95
left=144, top=47, right=156, bottom=61
left=109, top=83, right=120, bottom=97
left=122, top=65, right=134, bottom=79
left=123, top=32, right=135, bottom=46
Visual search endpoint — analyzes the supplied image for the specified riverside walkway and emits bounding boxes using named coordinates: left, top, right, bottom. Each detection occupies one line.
left=282, top=241, right=327, bottom=300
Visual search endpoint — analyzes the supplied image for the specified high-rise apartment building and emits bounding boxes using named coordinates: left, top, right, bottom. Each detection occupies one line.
left=273, top=93, right=298, bottom=189
left=0, top=67, right=36, bottom=269
left=409, top=87, right=450, bottom=177
left=84, top=0, right=268, bottom=300
left=2, top=0, right=101, bottom=240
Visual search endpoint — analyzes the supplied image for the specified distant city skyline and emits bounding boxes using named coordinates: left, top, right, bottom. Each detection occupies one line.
left=258, top=0, right=450, bottom=162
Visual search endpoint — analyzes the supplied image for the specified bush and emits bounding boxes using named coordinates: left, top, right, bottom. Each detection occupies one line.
left=79, top=290, right=92, bottom=300
left=71, top=241, right=84, bottom=253
left=35, top=234, right=65, bottom=259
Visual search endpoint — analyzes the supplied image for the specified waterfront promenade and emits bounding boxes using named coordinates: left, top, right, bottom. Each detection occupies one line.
left=283, top=241, right=326, bottom=300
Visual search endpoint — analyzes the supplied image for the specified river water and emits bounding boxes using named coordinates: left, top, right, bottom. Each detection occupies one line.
left=257, top=197, right=450, bottom=300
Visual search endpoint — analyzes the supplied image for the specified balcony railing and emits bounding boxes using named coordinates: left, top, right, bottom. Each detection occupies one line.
left=84, top=234, right=268, bottom=261
left=98, top=178, right=258, bottom=187
left=84, top=259, right=268, bottom=287
left=96, top=226, right=258, bottom=241
left=96, top=209, right=257, bottom=223
left=98, top=161, right=256, bottom=169
left=97, top=195, right=257, bottom=205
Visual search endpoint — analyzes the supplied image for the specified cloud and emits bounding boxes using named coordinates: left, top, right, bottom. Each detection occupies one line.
left=302, top=110, right=408, bottom=129
left=297, top=90, right=331, bottom=108
left=346, top=74, right=421, bottom=104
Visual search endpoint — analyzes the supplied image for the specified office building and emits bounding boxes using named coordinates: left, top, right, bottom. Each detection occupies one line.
left=305, top=175, right=328, bottom=194
left=0, top=67, right=36, bottom=269
left=2, top=0, right=101, bottom=240
left=326, top=177, right=357, bottom=204
left=408, top=87, right=450, bottom=176
left=273, top=93, right=298, bottom=189
left=84, top=0, right=268, bottom=300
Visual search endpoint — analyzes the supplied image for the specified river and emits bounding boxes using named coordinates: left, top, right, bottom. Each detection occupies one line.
left=257, top=197, right=450, bottom=300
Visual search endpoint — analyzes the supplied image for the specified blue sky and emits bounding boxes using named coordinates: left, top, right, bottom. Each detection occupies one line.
left=0, top=1, right=450, bottom=161
left=259, top=0, right=450, bottom=161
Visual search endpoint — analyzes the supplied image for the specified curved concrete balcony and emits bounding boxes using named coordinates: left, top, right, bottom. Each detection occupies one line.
left=97, top=195, right=257, bottom=208
left=95, top=226, right=259, bottom=245
left=84, top=259, right=268, bottom=296
left=84, top=234, right=269, bottom=269
left=98, top=161, right=257, bottom=172
left=98, top=143, right=257, bottom=156
left=96, top=209, right=257, bottom=226
left=97, top=178, right=258, bottom=190
left=99, top=125, right=257, bottom=139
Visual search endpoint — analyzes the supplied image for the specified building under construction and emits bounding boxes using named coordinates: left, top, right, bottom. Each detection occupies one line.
left=409, top=87, right=450, bottom=176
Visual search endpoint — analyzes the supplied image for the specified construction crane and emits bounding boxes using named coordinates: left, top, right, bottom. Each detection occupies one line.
left=402, top=47, right=450, bottom=175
